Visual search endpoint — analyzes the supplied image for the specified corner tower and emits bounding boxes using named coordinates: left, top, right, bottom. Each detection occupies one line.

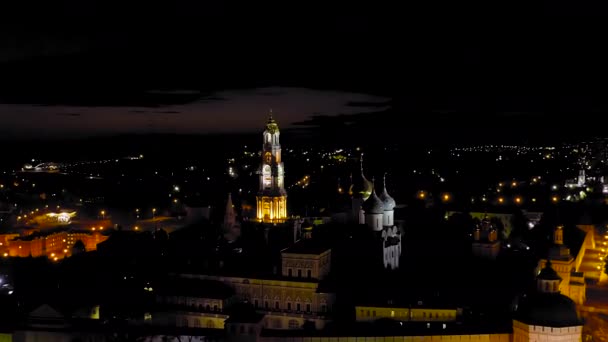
left=256, top=111, right=288, bottom=222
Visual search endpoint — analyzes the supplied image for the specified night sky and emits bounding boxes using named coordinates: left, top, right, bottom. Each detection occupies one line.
left=1, top=2, right=608, bottom=141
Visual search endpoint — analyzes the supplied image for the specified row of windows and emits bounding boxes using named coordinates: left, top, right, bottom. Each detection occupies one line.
left=254, top=300, right=320, bottom=313
left=287, top=268, right=312, bottom=278
left=181, top=317, right=216, bottom=329
left=361, top=309, right=454, bottom=320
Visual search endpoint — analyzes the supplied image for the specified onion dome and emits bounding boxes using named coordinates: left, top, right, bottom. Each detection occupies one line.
left=515, top=294, right=581, bottom=327
left=363, top=179, right=384, bottom=214
left=379, top=173, right=396, bottom=211
left=537, top=260, right=562, bottom=281
left=515, top=260, right=581, bottom=328
left=349, top=154, right=373, bottom=200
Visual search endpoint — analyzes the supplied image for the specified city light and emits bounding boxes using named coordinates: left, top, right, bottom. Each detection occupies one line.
left=515, top=197, right=522, bottom=204
left=552, top=196, right=559, bottom=203
left=498, top=197, right=504, bottom=204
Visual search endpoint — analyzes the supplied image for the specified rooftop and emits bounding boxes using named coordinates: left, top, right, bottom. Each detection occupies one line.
left=281, top=239, right=330, bottom=255
left=157, top=277, right=235, bottom=299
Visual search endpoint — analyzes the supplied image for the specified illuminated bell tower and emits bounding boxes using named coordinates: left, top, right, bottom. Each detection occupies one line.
left=256, top=111, right=288, bottom=222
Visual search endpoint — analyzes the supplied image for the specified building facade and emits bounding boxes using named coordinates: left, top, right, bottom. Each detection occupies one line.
left=472, top=216, right=501, bottom=259
left=536, top=225, right=586, bottom=305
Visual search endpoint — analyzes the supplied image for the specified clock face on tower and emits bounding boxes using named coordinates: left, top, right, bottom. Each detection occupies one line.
left=264, top=152, right=272, bottom=164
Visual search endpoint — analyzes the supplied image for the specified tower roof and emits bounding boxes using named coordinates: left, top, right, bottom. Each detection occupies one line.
left=363, top=178, right=384, bottom=214
left=515, top=293, right=581, bottom=327
left=349, top=154, right=373, bottom=200
left=379, top=173, right=396, bottom=211
left=537, top=260, right=562, bottom=281
left=265, top=109, right=279, bottom=134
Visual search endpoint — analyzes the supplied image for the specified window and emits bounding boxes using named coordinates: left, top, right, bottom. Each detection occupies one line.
left=298, top=269, right=302, bottom=278
left=240, top=326, right=245, bottom=333
left=391, top=310, right=395, bottom=317
left=307, top=270, right=312, bottom=278
left=254, top=300, right=259, bottom=308
left=248, top=326, right=255, bottom=334
left=307, top=304, right=311, bottom=312
left=206, top=320, right=215, bottom=329
left=373, top=311, right=376, bottom=317
left=288, top=269, right=292, bottom=277
left=287, top=302, right=292, bottom=311
left=182, top=318, right=189, bottom=327
left=296, top=303, right=301, bottom=312
left=265, top=301, right=269, bottom=309
left=275, top=301, right=280, bottom=310
left=321, top=305, right=327, bottom=313
left=206, top=305, right=210, bottom=311
left=213, top=305, right=218, bottom=312
left=194, top=319, right=200, bottom=327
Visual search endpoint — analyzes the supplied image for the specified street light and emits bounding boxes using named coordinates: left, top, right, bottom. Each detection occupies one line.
left=152, top=208, right=157, bottom=219
left=101, top=210, right=106, bottom=220
left=135, top=208, right=140, bottom=219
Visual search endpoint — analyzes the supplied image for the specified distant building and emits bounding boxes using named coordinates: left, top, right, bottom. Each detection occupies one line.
left=472, top=215, right=501, bottom=259
left=256, top=112, right=288, bottom=223
left=2, top=229, right=108, bottom=259
left=179, top=239, right=335, bottom=331
left=154, top=278, right=236, bottom=329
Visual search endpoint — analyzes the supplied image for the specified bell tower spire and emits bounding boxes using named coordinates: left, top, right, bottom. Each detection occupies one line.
left=256, top=111, right=287, bottom=223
